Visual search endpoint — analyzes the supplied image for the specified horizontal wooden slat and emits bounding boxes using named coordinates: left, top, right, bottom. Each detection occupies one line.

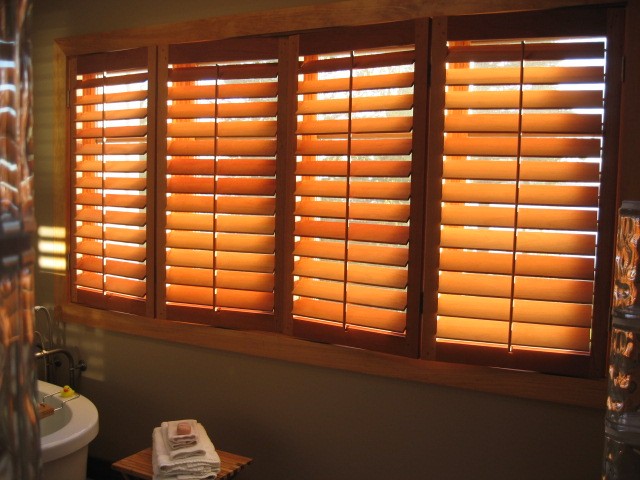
left=216, top=288, right=273, bottom=311
left=439, top=271, right=512, bottom=297
left=76, top=271, right=103, bottom=290
left=512, top=299, right=593, bottom=327
left=75, top=192, right=146, bottom=209
left=515, top=253, right=594, bottom=280
left=299, top=49, right=415, bottom=75
left=166, top=284, right=273, bottom=312
left=169, top=63, right=278, bottom=83
left=104, top=243, right=146, bottom=262
left=75, top=240, right=102, bottom=256
left=443, top=136, right=601, bottom=158
left=166, top=249, right=274, bottom=273
left=447, top=42, right=605, bottom=64
left=511, top=323, right=590, bottom=351
left=437, top=316, right=509, bottom=344
left=294, top=239, right=408, bottom=267
left=168, top=102, right=277, bottom=119
left=443, top=159, right=600, bottom=182
left=440, top=248, right=595, bottom=280
left=166, top=212, right=275, bottom=234
left=75, top=142, right=147, bottom=156
left=298, top=72, right=414, bottom=94
left=168, top=120, right=276, bottom=138
left=438, top=293, right=511, bottom=321
left=442, top=182, right=599, bottom=207
left=166, top=176, right=275, bottom=195
left=298, top=94, right=413, bottom=116
left=294, top=257, right=407, bottom=288
left=446, top=65, right=604, bottom=86
left=166, top=267, right=273, bottom=292
left=104, top=210, right=146, bottom=227
left=167, top=138, right=276, bottom=156
left=444, top=113, right=603, bottom=134
left=295, top=179, right=410, bottom=200
left=440, top=249, right=513, bottom=275
left=76, top=256, right=103, bottom=274
left=295, top=159, right=411, bottom=177
left=295, top=219, right=408, bottom=244
left=76, top=225, right=146, bottom=244
left=167, top=158, right=275, bottom=176
left=297, top=138, right=412, bottom=156
left=168, top=82, right=278, bottom=100
left=75, top=108, right=147, bottom=122
left=166, top=194, right=275, bottom=215
left=166, top=284, right=213, bottom=305
left=75, top=89, right=147, bottom=106
left=75, top=208, right=144, bottom=227
left=296, top=199, right=410, bottom=222
left=166, top=266, right=213, bottom=287
left=292, top=297, right=406, bottom=333
left=445, top=90, right=603, bottom=110
left=76, top=125, right=148, bottom=139
left=104, top=276, right=146, bottom=298
left=440, top=227, right=596, bottom=255
left=294, top=278, right=406, bottom=310
left=441, top=205, right=597, bottom=231
left=166, top=249, right=213, bottom=268
left=105, top=259, right=146, bottom=280
left=514, top=276, right=593, bottom=303
left=166, top=231, right=274, bottom=253
left=297, top=116, right=413, bottom=135
left=440, top=272, right=594, bottom=303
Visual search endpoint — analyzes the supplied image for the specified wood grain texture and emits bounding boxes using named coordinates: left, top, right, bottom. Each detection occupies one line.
left=60, top=302, right=607, bottom=410
left=112, top=447, right=252, bottom=480
left=53, top=43, right=70, bottom=307
left=55, top=0, right=612, bottom=56
left=619, top=0, right=640, bottom=202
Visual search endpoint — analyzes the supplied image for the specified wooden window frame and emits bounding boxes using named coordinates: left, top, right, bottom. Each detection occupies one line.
left=51, top=0, right=636, bottom=409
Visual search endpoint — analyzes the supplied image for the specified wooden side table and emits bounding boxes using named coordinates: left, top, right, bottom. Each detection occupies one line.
left=112, top=447, right=252, bottom=479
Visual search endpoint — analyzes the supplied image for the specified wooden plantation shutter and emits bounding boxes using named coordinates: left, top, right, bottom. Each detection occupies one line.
left=161, top=38, right=280, bottom=329
left=292, top=21, right=428, bottom=356
left=434, top=11, right=617, bottom=375
left=69, top=48, right=154, bottom=316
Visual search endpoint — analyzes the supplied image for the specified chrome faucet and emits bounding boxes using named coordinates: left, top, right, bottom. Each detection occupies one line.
left=34, top=348, right=86, bottom=390
left=33, top=306, right=87, bottom=389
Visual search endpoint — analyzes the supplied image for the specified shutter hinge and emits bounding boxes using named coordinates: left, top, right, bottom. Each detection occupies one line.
left=419, top=291, right=425, bottom=314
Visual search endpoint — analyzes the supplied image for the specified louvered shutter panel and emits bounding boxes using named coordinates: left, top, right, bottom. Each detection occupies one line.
left=163, top=39, right=279, bottom=328
left=292, top=22, right=425, bottom=355
left=436, top=36, right=607, bottom=373
left=70, top=48, right=152, bottom=316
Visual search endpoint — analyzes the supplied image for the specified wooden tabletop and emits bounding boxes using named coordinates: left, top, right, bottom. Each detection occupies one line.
left=112, top=447, right=252, bottom=480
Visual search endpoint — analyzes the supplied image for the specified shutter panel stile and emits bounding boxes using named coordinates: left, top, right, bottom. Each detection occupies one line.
left=436, top=37, right=606, bottom=372
left=71, top=49, right=150, bottom=315
left=292, top=25, right=419, bottom=354
left=164, top=39, right=278, bottom=328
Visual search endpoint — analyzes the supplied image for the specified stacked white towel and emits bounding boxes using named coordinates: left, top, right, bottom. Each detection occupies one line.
left=152, top=420, right=221, bottom=480
left=164, top=419, right=199, bottom=450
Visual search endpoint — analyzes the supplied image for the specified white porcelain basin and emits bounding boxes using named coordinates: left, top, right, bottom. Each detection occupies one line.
left=38, top=380, right=99, bottom=480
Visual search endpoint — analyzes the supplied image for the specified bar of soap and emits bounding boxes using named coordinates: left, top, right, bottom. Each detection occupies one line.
left=176, top=422, right=191, bottom=435
left=38, top=403, right=55, bottom=419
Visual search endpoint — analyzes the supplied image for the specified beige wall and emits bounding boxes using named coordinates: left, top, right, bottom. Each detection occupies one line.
left=32, top=1, right=615, bottom=478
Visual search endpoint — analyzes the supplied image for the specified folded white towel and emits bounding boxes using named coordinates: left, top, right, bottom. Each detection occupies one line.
left=162, top=419, right=198, bottom=449
left=161, top=424, right=206, bottom=460
left=152, top=424, right=221, bottom=480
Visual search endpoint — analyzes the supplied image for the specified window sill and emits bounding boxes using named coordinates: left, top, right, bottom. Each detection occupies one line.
left=59, top=302, right=607, bottom=410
